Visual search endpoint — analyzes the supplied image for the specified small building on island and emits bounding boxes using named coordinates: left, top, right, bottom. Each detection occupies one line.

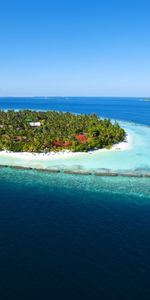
left=29, top=122, right=41, bottom=127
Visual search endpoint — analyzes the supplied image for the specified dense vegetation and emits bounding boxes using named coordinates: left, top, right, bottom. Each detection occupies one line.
left=0, top=110, right=126, bottom=152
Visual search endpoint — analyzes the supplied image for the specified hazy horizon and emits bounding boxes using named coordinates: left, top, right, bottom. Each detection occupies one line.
left=0, top=95, right=149, bottom=98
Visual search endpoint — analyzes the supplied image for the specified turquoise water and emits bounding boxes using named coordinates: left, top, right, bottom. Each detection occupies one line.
left=0, top=97, right=150, bottom=299
left=0, top=167, right=150, bottom=198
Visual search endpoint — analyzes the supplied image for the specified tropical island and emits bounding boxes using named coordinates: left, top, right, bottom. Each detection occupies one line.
left=0, top=110, right=126, bottom=152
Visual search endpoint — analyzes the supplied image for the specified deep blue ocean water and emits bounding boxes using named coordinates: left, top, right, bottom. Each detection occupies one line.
left=0, top=97, right=150, bottom=300
left=0, top=96, right=150, bottom=125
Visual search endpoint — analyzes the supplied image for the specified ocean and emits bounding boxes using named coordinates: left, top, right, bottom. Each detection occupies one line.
left=0, top=96, right=150, bottom=125
left=0, top=97, right=150, bottom=300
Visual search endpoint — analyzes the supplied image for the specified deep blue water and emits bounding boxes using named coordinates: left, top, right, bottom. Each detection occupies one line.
left=0, top=97, right=150, bottom=300
left=0, top=96, right=150, bottom=125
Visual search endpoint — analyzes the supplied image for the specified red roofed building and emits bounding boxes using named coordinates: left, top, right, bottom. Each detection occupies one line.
left=75, top=134, right=87, bottom=143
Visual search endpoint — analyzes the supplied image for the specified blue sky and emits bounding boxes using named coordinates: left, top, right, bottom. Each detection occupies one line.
left=0, top=0, right=150, bottom=96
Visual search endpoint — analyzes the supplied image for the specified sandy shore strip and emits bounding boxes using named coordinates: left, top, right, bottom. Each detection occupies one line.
left=108, top=132, right=132, bottom=151
left=0, top=133, right=132, bottom=161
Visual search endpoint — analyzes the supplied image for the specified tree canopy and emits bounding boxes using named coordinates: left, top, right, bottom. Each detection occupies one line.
left=0, top=110, right=126, bottom=152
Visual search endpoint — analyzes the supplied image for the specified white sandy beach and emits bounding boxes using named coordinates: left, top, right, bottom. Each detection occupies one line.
left=0, top=133, right=132, bottom=161
left=0, top=121, right=149, bottom=173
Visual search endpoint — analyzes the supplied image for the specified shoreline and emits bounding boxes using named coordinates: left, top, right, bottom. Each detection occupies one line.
left=0, top=133, right=132, bottom=161
left=0, top=120, right=149, bottom=175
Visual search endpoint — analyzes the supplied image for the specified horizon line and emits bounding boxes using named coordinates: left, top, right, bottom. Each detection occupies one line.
left=0, top=95, right=148, bottom=98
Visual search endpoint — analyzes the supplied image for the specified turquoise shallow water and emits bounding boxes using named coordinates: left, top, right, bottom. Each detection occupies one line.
left=0, top=167, right=150, bottom=198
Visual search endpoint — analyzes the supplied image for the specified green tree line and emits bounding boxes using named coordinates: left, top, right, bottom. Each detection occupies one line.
left=0, top=110, right=126, bottom=152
